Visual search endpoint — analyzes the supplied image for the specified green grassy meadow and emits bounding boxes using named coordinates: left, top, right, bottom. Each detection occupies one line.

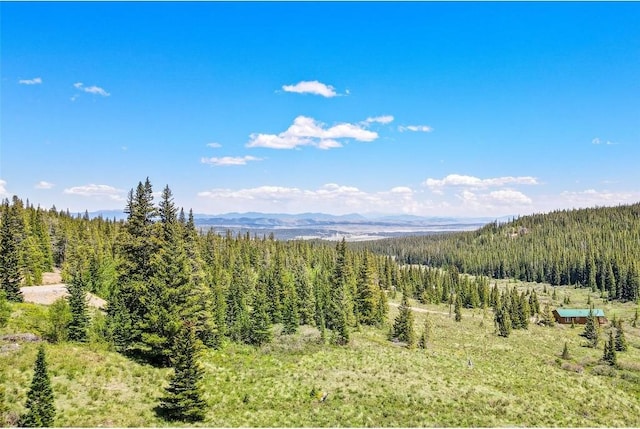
left=2, top=280, right=639, bottom=427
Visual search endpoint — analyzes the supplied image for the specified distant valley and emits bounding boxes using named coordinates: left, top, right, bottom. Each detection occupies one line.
left=89, top=210, right=504, bottom=241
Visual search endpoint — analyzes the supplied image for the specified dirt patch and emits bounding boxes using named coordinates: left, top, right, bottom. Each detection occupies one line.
left=20, top=284, right=107, bottom=309
left=388, top=302, right=450, bottom=316
left=41, top=268, right=63, bottom=285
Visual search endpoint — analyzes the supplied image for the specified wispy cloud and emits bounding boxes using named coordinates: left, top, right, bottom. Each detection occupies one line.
left=365, top=115, right=394, bottom=124
left=282, top=80, right=338, bottom=97
left=63, top=184, right=124, bottom=200
left=73, top=82, right=110, bottom=97
left=19, top=77, right=42, bottom=85
left=206, top=142, right=222, bottom=148
left=35, top=181, right=55, bottom=190
left=198, top=183, right=422, bottom=214
left=424, top=174, right=538, bottom=191
left=0, top=179, right=8, bottom=197
left=592, top=137, right=618, bottom=145
left=559, top=189, right=640, bottom=206
left=247, top=115, right=378, bottom=150
left=201, top=155, right=262, bottom=166
left=399, top=125, right=433, bottom=132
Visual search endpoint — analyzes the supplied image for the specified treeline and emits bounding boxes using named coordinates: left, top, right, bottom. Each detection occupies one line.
left=357, top=204, right=640, bottom=302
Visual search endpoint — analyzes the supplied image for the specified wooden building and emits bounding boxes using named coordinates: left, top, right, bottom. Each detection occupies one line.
left=553, top=308, right=607, bottom=325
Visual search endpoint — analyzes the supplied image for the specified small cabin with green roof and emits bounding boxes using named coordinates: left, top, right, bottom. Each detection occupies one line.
left=552, top=308, right=607, bottom=325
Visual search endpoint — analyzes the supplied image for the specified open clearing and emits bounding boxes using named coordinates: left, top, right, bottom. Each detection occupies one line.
left=19, top=284, right=107, bottom=309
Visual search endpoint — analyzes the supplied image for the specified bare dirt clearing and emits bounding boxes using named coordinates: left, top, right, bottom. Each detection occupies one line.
left=20, top=284, right=107, bottom=309
left=388, top=301, right=450, bottom=316
left=41, top=269, right=63, bottom=284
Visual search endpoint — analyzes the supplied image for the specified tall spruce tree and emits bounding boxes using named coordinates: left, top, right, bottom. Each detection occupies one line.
left=19, top=345, right=55, bottom=427
left=157, top=323, right=206, bottom=422
left=327, top=239, right=350, bottom=345
left=356, top=251, right=379, bottom=325
left=67, top=269, right=89, bottom=342
left=247, top=282, right=272, bottom=346
left=614, top=320, right=628, bottom=352
left=418, top=315, right=432, bottom=349
left=109, top=179, right=157, bottom=357
left=293, top=261, right=314, bottom=326
left=581, top=307, right=600, bottom=348
left=454, top=294, right=462, bottom=322
left=281, top=274, right=299, bottom=335
left=540, top=303, right=555, bottom=327
left=495, top=302, right=512, bottom=338
left=226, top=259, right=251, bottom=343
left=392, top=292, right=415, bottom=347
left=602, top=331, right=617, bottom=366
left=0, top=201, right=24, bottom=302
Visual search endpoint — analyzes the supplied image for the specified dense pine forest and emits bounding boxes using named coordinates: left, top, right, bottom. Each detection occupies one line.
left=358, top=204, right=640, bottom=303
left=2, top=180, right=640, bottom=427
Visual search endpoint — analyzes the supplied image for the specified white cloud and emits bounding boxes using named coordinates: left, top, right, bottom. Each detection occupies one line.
left=35, top=181, right=55, bottom=190
left=559, top=189, right=640, bottom=206
left=63, top=184, right=124, bottom=201
left=247, top=116, right=378, bottom=150
left=19, top=77, right=42, bottom=85
left=207, top=142, right=222, bottom=148
left=365, top=115, right=394, bottom=124
left=0, top=179, right=8, bottom=197
left=282, top=80, right=337, bottom=97
left=454, top=189, right=532, bottom=210
left=592, top=137, right=618, bottom=145
left=201, top=156, right=262, bottom=166
left=73, top=82, right=110, bottom=97
left=399, top=125, right=433, bottom=133
left=487, top=189, right=532, bottom=205
left=198, top=183, right=423, bottom=214
left=424, top=174, right=538, bottom=190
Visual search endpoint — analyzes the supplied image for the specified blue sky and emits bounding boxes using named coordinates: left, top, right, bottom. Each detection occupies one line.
left=1, top=2, right=639, bottom=217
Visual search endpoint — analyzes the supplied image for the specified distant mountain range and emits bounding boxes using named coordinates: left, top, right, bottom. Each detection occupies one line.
left=86, top=210, right=508, bottom=241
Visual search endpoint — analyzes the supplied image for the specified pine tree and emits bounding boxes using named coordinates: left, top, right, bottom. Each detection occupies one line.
left=327, top=239, right=350, bottom=345
left=0, top=202, right=24, bottom=302
left=293, top=261, right=314, bottom=326
left=226, top=259, right=251, bottom=343
left=355, top=251, right=378, bottom=325
left=19, top=345, right=55, bottom=427
left=110, top=179, right=157, bottom=357
left=392, top=292, right=415, bottom=347
left=157, top=324, right=206, bottom=422
left=540, top=303, right=555, bottom=327
left=281, top=274, right=299, bottom=335
left=247, top=283, right=272, bottom=346
left=602, top=331, right=617, bottom=366
left=561, top=341, right=570, bottom=360
left=614, top=320, right=628, bottom=352
left=581, top=307, right=600, bottom=348
left=418, top=315, right=432, bottom=349
left=67, top=270, right=89, bottom=342
left=454, top=293, right=462, bottom=322
left=494, top=302, right=511, bottom=338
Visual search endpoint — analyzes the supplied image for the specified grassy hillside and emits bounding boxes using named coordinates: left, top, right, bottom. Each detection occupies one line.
left=2, top=281, right=639, bottom=427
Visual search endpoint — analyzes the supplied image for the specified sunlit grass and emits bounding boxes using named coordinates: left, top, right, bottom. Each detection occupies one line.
left=1, top=288, right=639, bottom=427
